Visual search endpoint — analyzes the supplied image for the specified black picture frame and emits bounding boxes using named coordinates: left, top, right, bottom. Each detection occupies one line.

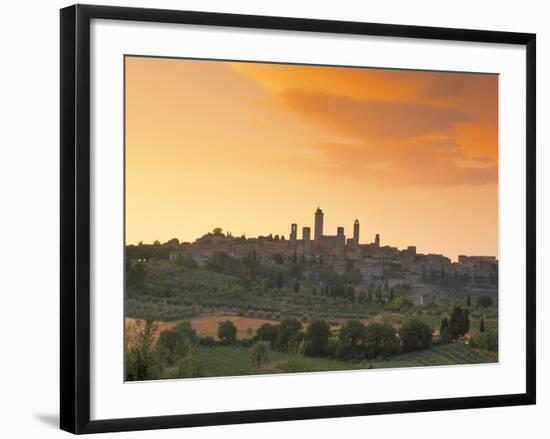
left=60, top=4, right=536, bottom=434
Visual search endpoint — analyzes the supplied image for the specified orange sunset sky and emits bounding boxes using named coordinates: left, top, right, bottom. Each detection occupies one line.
left=125, top=56, right=498, bottom=261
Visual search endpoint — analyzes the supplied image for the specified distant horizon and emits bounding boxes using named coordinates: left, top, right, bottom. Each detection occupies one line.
left=125, top=57, right=498, bottom=260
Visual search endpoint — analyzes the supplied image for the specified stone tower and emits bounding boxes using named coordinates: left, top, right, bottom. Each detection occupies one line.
left=353, top=219, right=360, bottom=245
left=314, top=207, right=324, bottom=241
left=303, top=226, right=311, bottom=253
left=337, top=226, right=345, bottom=249
left=290, top=223, right=297, bottom=242
left=374, top=233, right=380, bottom=248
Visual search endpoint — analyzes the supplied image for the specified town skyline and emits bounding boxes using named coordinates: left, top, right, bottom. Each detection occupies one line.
left=127, top=206, right=497, bottom=262
left=125, top=57, right=498, bottom=259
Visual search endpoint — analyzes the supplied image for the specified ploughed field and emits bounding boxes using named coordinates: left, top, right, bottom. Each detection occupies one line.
left=158, top=343, right=497, bottom=379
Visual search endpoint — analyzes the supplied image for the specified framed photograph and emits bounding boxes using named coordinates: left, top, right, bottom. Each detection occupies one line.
left=60, top=4, right=536, bottom=434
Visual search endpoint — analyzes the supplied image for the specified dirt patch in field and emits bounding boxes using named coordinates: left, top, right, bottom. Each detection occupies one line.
left=190, top=315, right=278, bottom=340
left=125, top=315, right=279, bottom=341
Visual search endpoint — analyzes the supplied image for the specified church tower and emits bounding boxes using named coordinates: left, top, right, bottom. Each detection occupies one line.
left=314, top=207, right=324, bottom=241
left=353, top=219, right=360, bottom=245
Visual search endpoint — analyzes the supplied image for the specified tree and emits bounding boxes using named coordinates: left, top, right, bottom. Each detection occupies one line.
left=272, top=253, right=284, bottom=265
left=126, top=319, right=158, bottom=381
left=477, top=295, right=494, bottom=308
left=293, top=281, right=300, bottom=293
left=466, top=295, right=471, bottom=307
left=400, top=319, right=432, bottom=353
left=175, top=256, right=199, bottom=269
left=439, top=317, right=451, bottom=343
left=479, top=317, right=486, bottom=333
left=255, top=323, right=279, bottom=348
left=250, top=341, right=271, bottom=367
left=126, top=261, right=146, bottom=286
left=212, top=227, right=223, bottom=236
left=448, top=306, right=470, bottom=340
left=336, top=320, right=366, bottom=360
left=471, top=329, right=498, bottom=351
left=276, top=318, right=303, bottom=352
left=290, top=252, right=302, bottom=279
left=343, top=269, right=363, bottom=285
left=363, top=322, right=399, bottom=359
left=156, top=321, right=197, bottom=366
left=305, top=320, right=331, bottom=357
left=385, top=295, right=414, bottom=312
left=218, top=320, right=237, bottom=345
left=276, top=272, right=284, bottom=289
left=206, top=252, right=240, bottom=275
left=198, top=336, right=216, bottom=347
left=288, top=331, right=306, bottom=355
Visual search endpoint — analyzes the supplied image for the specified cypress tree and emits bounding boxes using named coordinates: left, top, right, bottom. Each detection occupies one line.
left=448, top=306, right=470, bottom=340
left=479, top=317, right=486, bottom=333
left=276, top=272, right=284, bottom=289
left=440, top=317, right=450, bottom=343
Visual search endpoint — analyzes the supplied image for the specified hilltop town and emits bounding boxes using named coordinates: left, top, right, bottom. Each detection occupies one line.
left=125, top=206, right=499, bottom=381
left=162, top=207, right=498, bottom=292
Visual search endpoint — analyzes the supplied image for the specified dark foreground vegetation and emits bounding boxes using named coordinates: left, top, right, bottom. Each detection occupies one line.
left=126, top=313, right=497, bottom=381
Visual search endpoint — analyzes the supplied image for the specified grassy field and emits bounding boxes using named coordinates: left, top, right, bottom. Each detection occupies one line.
left=156, top=343, right=497, bottom=380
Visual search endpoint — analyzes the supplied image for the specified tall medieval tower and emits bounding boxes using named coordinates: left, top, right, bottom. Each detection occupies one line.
left=337, top=226, right=345, bottom=249
left=353, top=219, right=360, bottom=245
left=303, top=226, right=311, bottom=253
left=290, top=223, right=297, bottom=242
left=314, top=207, right=324, bottom=241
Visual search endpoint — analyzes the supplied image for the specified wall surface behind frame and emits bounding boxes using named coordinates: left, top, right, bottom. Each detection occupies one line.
left=0, top=0, right=546, bottom=438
